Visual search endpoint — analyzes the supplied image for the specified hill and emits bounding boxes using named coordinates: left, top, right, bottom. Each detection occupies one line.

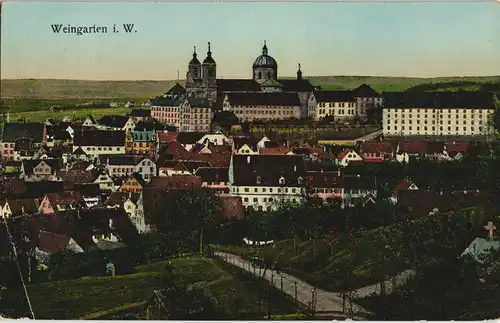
left=2, top=256, right=303, bottom=320
left=2, top=76, right=499, bottom=99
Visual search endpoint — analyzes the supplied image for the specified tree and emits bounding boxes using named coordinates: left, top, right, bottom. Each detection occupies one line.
left=212, top=111, right=239, bottom=131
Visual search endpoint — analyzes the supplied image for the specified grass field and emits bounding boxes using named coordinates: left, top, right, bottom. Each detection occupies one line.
left=10, top=107, right=132, bottom=123
left=2, top=256, right=303, bottom=320
left=2, top=76, right=498, bottom=101
left=222, top=226, right=407, bottom=292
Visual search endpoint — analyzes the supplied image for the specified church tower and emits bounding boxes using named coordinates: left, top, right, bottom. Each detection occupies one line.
left=201, top=42, right=217, bottom=102
left=186, top=46, right=202, bottom=97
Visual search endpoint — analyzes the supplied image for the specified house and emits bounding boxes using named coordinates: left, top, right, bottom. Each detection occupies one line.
left=91, top=169, right=115, bottom=192
left=232, top=137, right=259, bottom=155
left=396, top=141, right=446, bottom=163
left=194, top=167, right=230, bottom=194
left=391, top=179, right=419, bottom=204
left=309, top=91, right=357, bottom=122
left=149, top=175, right=202, bottom=190
left=38, top=191, right=86, bottom=215
left=222, top=92, right=301, bottom=122
left=1, top=123, right=46, bottom=161
left=117, top=173, right=148, bottom=193
left=228, top=155, right=306, bottom=211
left=196, top=131, right=229, bottom=146
left=359, top=142, right=393, bottom=162
left=445, top=142, right=469, bottom=161
left=179, top=97, right=212, bottom=132
left=131, top=121, right=156, bottom=156
left=156, top=131, right=178, bottom=152
left=176, top=132, right=205, bottom=151
left=337, top=149, right=363, bottom=167
left=157, top=160, right=211, bottom=177
left=257, top=136, right=271, bottom=149
left=82, top=115, right=97, bottom=127
left=35, top=231, right=84, bottom=264
left=71, top=183, right=102, bottom=208
left=0, top=198, right=39, bottom=218
left=305, top=171, right=344, bottom=200
left=20, top=159, right=62, bottom=181
left=100, top=155, right=156, bottom=182
left=382, top=91, right=495, bottom=137
left=73, top=130, right=126, bottom=159
left=129, top=109, right=151, bottom=123
left=150, top=83, right=187, bottom=128
left=98, top=115, right=136, bottom=132
left=343, top=175, right=377, bottom=207
left=351, top=84, right=383, bottom=120
left=259, top=147, right=293, bottom=155
left=105, top=191, right=143, bottom=233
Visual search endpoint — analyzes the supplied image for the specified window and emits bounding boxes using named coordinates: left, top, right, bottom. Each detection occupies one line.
left=279, top=177, right=285, bottom=185
left=244, top=188, right=249, bottom=192
left=297, top=177, right=304, bottom=185
left=253, top=198, right=258, bottom=202
left=254, top=188, right=258, bottom=192
left=258, top=71, right=262, bottom=79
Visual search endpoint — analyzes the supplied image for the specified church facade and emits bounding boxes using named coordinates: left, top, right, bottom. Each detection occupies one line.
left=184, top=41, right=319, bottom=120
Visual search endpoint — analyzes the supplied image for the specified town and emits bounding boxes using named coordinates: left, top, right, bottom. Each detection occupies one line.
left=2, top=2, right=500, bottom=320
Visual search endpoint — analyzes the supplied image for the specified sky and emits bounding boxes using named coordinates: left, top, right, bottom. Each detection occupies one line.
left=1, top=1, right=500, bottom=80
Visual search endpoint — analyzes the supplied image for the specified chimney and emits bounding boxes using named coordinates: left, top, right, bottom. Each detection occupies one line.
left=293, top=165, right=297, bottom=172
left=6, top=111, right=10, bottom=124
left=128, top=191, right=132, bottom=199
left=21, top=205, right=25, bottom=214
left=247, top=156, right=251, bottom=164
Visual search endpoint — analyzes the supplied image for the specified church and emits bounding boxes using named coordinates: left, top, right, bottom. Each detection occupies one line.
left=184, top=41, right=319, bottom=120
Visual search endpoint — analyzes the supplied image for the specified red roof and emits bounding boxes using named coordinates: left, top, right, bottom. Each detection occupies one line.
left=259, top=147, right=292, bottom=155
left=446, top=143, right=468, bottom=154
left=398, top=141, right=444, bottom=154
left=157, top=131, right=178, bottom=144
left=393, top=179, right=415, bottom=196
left=38, top=230, right=72, bottom=254
left=150, top=175, right=202, bottom=189
left=360, top=142, right=393, bottom=154
left=337, top=149, right=352, bottom=160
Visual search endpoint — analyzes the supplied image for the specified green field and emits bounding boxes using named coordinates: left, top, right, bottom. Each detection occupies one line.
left=2, top=256, right=303, bottom=320
left=221, top=226, right=406, bottom=292
left=10, top=107, right=132, bottom=123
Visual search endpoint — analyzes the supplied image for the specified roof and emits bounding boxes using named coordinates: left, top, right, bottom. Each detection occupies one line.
left=2, top=122, right=45, bottom=143
left=230, top=155, right=306, bottom=186
left=166, top=83, right=186, bottom=96
left=173, top=161, right=212, bottom=173
left=259, top=147, right=292, bottom=155
left=6, top=198, right=39, bottom=215
left=73, top=130, right=125, bottom=147
left=56, top=169, right=95, bottom=183
left=382, top=91, right=496, bottom=110
left=398, top=190, right=486, bottom=216
left=38, top=230, right=72, bottom=254
left=461, top=237, right=500, bottom=263
left=351, top=84, right=380, bottom=98
left=233, top=137, right=258, bottom=151
left=134, top=121, right=155, bottom=132
left=149, top=94, right=186, bottom=107
left=187, top=97, right=212, bottom=108
left=260, top=78, right=283, bottom=88
left=277, top=79, right=315, bottom=92
left=393, top=179, right=415, bottom=196
left=100, top=155, right=144, bottom=166
left=105, top=191, right=140, bottom=205
left=305, top=171, right=344, bottom=188
left=398, top=141, right=445, bottom=154
left=46, top=191, right=85, bottom=207
left=176, top=132, right=205, bottom=145
left=194, top=167, right=229, bottom=183
left=343, top=175, right=377, bottom=190
left=217, top=195, right=244, bottom=220
left=225, top=92, right=301, bottom=106
left=22, top=159, right=61, bottom=175
left=157, top=131, right=178, bottom=143
left=98, top=115, right=131, bottom=128
left=150, top=175, right=202, bottom=189
left=314, top=91, right=355, bottom=103
left=446, top=142, right=469, bottom=156
left=337, top=149, right=354, bottom=160
left=360, top=142, right=393, bottom=154
left=130, top=109, right=151, bottom=118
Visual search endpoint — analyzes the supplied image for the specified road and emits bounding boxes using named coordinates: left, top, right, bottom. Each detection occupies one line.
left=214, top=251, right=371, bottom=320
left=355, top=129, right=383, bottom=142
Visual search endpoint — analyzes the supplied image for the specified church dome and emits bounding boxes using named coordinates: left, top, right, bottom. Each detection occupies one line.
left=202, top=42, right=216, bottom=65
left=189, top=47, right=200, bottom=66
left=253, top=42, right=277, bottom=68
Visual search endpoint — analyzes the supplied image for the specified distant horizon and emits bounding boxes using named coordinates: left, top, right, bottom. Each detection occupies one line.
left=2, top=2, right=499, bottom=80
left=3, top=74, right=500, bottom=82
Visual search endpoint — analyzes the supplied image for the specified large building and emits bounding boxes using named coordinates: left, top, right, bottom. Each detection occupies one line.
left=151, top=41, right=319, bottom=131
left=382, top=92, right=496, bottom=137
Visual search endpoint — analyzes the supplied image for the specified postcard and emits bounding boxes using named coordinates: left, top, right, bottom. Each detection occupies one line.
left=0, top=1, right=499, bottom=321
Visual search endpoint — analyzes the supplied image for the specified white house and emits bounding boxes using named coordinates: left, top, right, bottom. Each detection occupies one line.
left=228, top=155, right=306, bottom=211
left=73, top=130, right=126, bottom=159
left=337, top=149, right=363, bottom=167
left=309, top=91, right=357, bottom=122
left=105, top=192, right=144, bottom=233
left=197, top=131, right=229, bottom=146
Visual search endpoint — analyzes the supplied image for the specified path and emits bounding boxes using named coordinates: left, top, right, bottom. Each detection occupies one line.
left=355, top=129, right=383, bottom=142
left=214, top=251, right=370, bottom=320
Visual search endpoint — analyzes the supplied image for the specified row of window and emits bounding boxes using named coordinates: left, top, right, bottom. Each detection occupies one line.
left=386, top=125, right=484, bottom=132
left=152, top=107, right=179, bottom=112
left=387, top=119, right=484, bottom=125
left=318, top=109, right=355, bottom=116
left=83, top=146, right=122, bottom=151
left=385, top=109, right=489, bottom=114
left=318, top=102, right=355, bottom=108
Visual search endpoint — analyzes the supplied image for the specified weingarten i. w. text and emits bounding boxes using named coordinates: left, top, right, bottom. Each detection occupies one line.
left=51, top=24, right=137, bottom=35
